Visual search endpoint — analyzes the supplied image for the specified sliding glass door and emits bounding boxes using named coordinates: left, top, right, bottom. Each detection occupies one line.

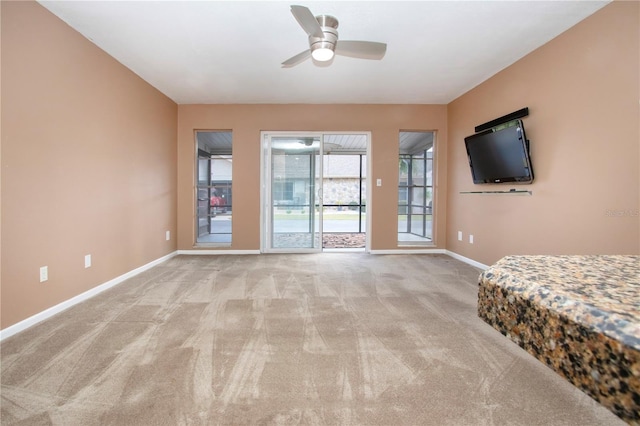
left=262, top=132, right=370, bottom=253
left=262, top=134, right=323, bottom=252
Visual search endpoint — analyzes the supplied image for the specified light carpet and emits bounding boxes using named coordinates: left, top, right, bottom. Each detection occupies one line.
left=0, top=254, right=623, bottom=425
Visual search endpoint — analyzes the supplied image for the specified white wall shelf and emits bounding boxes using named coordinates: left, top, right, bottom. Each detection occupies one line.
left=460, top=189, right=532, bottom=195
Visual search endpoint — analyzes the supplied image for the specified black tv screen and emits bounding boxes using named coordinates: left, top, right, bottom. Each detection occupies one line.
left=464, top=119, right=534, bottom=184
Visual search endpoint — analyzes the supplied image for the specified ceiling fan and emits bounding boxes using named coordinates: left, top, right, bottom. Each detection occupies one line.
left=282, top=5, right=387, bottom=68
left=297, top=139, right=341, bottom=152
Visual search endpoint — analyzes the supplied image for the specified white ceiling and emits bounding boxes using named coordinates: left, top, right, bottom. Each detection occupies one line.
left=38, top=1, right=609, bottom=105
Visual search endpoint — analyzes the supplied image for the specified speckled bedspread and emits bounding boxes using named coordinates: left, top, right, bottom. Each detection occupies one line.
left=477, top=255, right=639, bottom=424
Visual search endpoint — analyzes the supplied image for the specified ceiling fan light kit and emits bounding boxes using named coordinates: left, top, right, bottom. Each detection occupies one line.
left=311, top=46, right=334, bottom=62
left=282, top=5, right=387, bottom=68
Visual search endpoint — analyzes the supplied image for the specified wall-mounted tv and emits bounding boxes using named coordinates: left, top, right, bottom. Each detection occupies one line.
left=464, top=119, right=534, bottom=184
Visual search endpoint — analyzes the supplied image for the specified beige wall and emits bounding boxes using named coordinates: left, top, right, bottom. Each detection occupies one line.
left=446, top=1, right=639, bottom=266
left=3, top=0, right=637, bottom=333
left=1, top=2, right=178, bottom=329
left=177, top=105, right=447, bottom=251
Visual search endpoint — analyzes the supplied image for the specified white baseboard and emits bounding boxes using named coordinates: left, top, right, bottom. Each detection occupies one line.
left=369, top=249, right=447, bottom=255
left=445, top=250, right=490, bottom=270
left=0, top=251, right=178, bottom=342
left=368, top=248, right=489, bottom=270
left=178, top=249, right=261, bottom=255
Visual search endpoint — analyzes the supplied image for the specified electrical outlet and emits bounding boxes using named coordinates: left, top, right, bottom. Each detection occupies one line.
left=40, top=266, right=48, bottom=282
left=166, top=230, right=171, bottom=241
left=85, top=254, right=92, bottom=268
left=469, top=234, right=474, bottom=244
left=457, top=231, right=462, bottom=241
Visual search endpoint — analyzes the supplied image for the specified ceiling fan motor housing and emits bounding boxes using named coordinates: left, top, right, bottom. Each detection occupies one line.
left=309, top=15, right=339, bottom=53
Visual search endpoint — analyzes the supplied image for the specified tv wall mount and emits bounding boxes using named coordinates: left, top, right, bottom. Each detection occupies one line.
left=474, top=107, right=529, bottom=133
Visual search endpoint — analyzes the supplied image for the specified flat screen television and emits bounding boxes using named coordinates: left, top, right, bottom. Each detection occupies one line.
left=464, top=119, right=534, bottom=184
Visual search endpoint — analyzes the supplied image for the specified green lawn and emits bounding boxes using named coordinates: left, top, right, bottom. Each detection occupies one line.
left=273, top=212, right=433, bottom=221
left=274, top=211, right=364, bottom=220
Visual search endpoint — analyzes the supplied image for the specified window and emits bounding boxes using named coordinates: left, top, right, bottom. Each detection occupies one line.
left=196, top=131, right=232, bottom=245
left=398, top=131, right=434, bottom=245
left=273, top=181, right=294, bottom=203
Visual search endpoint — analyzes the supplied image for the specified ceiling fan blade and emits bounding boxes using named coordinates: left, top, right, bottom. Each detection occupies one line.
left=281, top=49, right=311, bottom=68
left=290, top=5, right=324, bottom=38
left=335, top=41, right=387, bottom=60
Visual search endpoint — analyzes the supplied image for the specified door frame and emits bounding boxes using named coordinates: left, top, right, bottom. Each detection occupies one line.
left=260, top=131, right=371, bottom=253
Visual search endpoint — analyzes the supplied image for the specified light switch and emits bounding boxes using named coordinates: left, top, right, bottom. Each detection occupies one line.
left=376, top=179, right=382, bottom=187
